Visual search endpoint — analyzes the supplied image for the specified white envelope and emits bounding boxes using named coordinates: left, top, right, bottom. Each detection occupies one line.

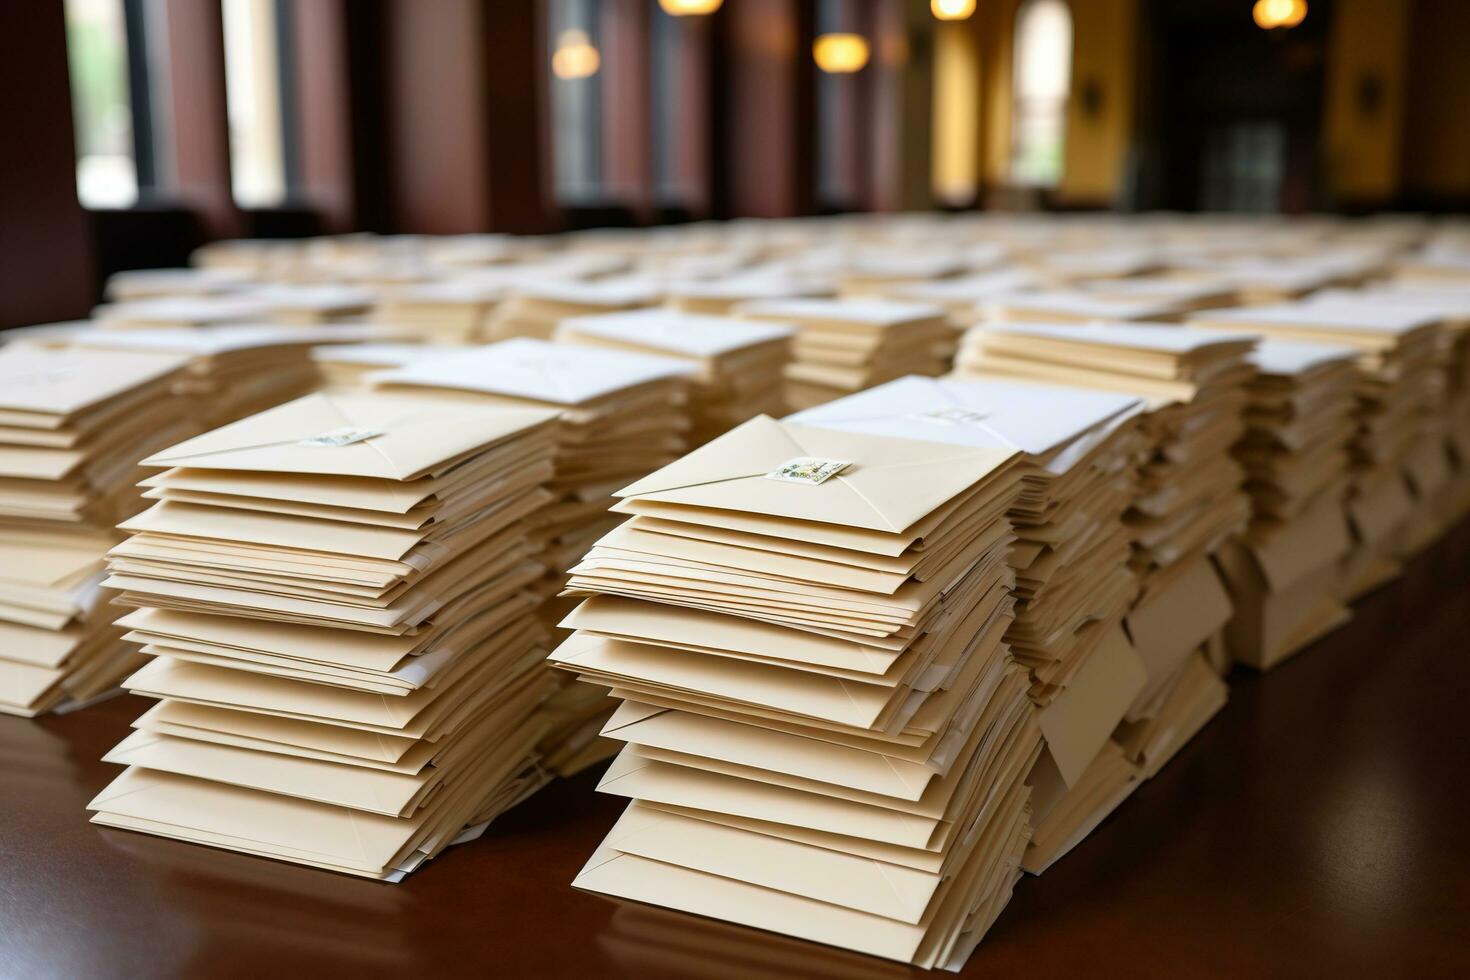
left=557, top=309, right=794, bottom=357
left=369, top=337, right=695, bottom=405
left=786, top=376, right=1142, bottom=475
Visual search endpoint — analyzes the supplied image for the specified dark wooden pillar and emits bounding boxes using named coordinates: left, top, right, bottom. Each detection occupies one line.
left=290, top=0, right=357, bottom=233
left=163, top=0, right=244, bottom=240
left=379, top=0, right=552, bottom=234
left=0, top=4, right=94, bottom=328
left=713, top=0, right=816, bottom=218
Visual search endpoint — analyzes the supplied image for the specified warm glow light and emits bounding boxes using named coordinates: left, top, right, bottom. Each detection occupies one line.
left=931, top=0, right=976, bottom=21
left=551, top=29, right=600, bottom=80
left=658, top=0, right=723, bottom=14
left=813, top=33, right=870, bottom=74
left=1253, top=0, right=1306, bottom=29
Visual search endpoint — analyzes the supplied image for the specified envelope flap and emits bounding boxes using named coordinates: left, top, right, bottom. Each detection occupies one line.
left=1039, top=626, right=1147, bottom=787
left=370, top=337, right=693, bottom=405
left=614, top=416, right=808, bottom=497
left=142, top=391, right=554, bottom=480
left=616, top=416, right=1014, bottom=533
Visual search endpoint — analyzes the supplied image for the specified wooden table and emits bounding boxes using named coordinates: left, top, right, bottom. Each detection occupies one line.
left=5, top=521, right=1469, bottom=979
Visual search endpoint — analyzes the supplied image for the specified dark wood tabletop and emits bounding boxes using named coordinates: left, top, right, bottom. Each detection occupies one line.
left=5, top=520, right=1470, bottom=980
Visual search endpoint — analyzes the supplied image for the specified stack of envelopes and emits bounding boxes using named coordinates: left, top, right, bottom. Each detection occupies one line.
left=47, top=325, right=336, bottom=426
left=369, top=338, right=695, bottom=594
left=788, top=376, right=1147, bottom=705
left=953, top=324, right=1245, bottom=809
left=736, top=300, right=952, bottom=410
left=87, top=391, right=565, bottom=878
left=980, top=290, right=1185, bottom=326
left=787, top=377, right=1161, bottom=875
left=1188, top=302, right=1447, bottom=597
left=1213, top=340, right=1359, bottom=670
left=857, top=270, right=1046, bottom=359
left=372, top=281, right=508, bottom=344
left=550, top=416, right=1048, bottom=969
left=482, top=280, right=658, bottom=342
left=1, top=346, right=196, bottom=715
left=665, top=276, right=829, bottom=315
left=368, top=339, right=695, bottom=772
left=241, top=284, right=376, bottom=324
left=555, top=309, right=795, bottom=444
left=1305, top=286, right=1470, bottom=547
left=956, top=322, right=1257, bottom=584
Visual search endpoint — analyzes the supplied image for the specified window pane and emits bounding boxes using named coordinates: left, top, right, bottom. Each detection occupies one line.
left=65, top=0, right=138, bottom=208
left=1009, top=0, right=1073, bottom=188
left=222, top=0, right=288, bottom=207
left=549, top=0, right=604, bottom=205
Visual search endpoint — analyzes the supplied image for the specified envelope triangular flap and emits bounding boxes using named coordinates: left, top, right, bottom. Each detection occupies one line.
left=614, top=415, right=1016, bottom=533
left=141, top=391, right=557, bottom=481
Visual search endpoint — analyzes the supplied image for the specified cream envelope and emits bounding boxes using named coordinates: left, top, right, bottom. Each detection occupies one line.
left=0, top=345, right=189, bottom=422
left=738, top=298, right=946, bottom=332
left=614, top=415, right=1017, bottom=535
left=787, top=375, right=1143, bottom=475
left=557, top=309, right=794, bottom=357
left=562, top=596, right=904, bottom=674
left=141, top=390, right=558, bottom=480
left=104, top=730, right=442, bottom=818
left=1125, top=557, right=1233, bottom=698
left=1036, top=625, right=1147, bottom=787
left=124, top=628, right=539, bottom=737
left=598, top=749, right=949, bottom=850
left=591, top=522, right=913, bottom=594
left=625, top=691, right=1013, bottom=819
left=133, top=699, right=421, bottom=763
left=140, top=429, right=556, bottom=514
left=600, top=802, right=942, bottom=923
left=551, top=634, right=899, bottom=730
left=369, top=337, right=694, bottom=405
left=984, top=320, right=1254, bottom=357
left=603, top=702, right=938, bottom=801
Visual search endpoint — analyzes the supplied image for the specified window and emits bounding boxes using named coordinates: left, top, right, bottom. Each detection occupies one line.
left=65, top=0, right=139, bottom=207
left=1009, top=0, right=1072, bottom=187
left=222, top=0, right=293, bottom=207
left=815, top=0, right=871, bottom=211
left=649, top=2, right=707, bottom=212
left=548, top=0, right=605, bottom=206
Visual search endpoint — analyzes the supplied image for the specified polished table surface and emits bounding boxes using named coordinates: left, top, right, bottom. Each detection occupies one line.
left=5, top=522, right=1470, bottom=980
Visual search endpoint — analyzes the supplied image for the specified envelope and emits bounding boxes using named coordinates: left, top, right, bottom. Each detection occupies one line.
left=142, top=390, right=558, bottom=480
left=562, top=596, right=904, bottom=675
left=557, top=309, right=794, bottom=359
left=603, top=702, right=939, bottom=801
left=597, top=748, right=949, bottom=849
left=615, top=415, right=1016, bottom=535
left=369, top=337, right=695, bottom=406
left=0, top=345, right=190, bottom=423
left=600, top=802, right=943, bottom=923
left=551, top=633, right=900, bottom=730
left=786, top=375, right=1143, bottom=475
left=1036, top=624, right=1146, bottom=786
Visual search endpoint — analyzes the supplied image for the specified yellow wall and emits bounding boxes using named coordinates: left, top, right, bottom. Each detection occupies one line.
left=931, top=20, right=981, bottom=204
left=1322, top=0, right=1411, bottom=202
left=1057, top=0, right=1137, bottom=205
left=964, top=0, right=1137, bottom=203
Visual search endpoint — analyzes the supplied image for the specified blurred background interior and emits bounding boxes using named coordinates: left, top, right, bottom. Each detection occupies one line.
left=1, top=0, right=1466, bottom=330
